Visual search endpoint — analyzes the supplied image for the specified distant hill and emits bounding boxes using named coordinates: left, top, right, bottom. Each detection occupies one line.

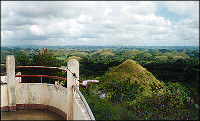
left=2, top=45, right=199, bottom=51
left=90, top=49, right=114, bottom=56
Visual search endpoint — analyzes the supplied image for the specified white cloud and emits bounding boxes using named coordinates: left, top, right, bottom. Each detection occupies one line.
left=69, top=19, right=87, bottom=37
left=78, top=14, right=93, bottom=23
left=173, top=18, right=199, bottom=46
left=131, top=1, right=156, bottom=15
left=104, top=9, right=112, bottom=16
left=121, top=4, right=131, bottom=14
left=1, top=1, right=199, bottom=46
left=30, top=25, right=45, bottom=36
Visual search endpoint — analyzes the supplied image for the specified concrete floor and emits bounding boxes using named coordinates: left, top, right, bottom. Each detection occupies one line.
left=1, top=109, right=66, bottom=120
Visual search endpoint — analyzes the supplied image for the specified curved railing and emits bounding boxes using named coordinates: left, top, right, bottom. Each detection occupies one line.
left=15, top=75, right=67, bottom=83
left=15, top=66, right=67, bottom=83
left=73, top=85, right=95, bottom=120
left=15, top=66, right=68, bottom=72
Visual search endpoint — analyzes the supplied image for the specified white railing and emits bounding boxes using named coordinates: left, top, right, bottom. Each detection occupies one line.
left=73, top=85, right=95, bottom=120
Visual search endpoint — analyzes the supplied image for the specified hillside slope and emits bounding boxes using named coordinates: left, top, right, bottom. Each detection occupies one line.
left=97, top=59, right=199, bottom=120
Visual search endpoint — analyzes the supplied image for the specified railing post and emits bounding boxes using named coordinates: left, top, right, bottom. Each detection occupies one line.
left=67, top=59, right=79, bottom=120
left=55, top=80, right=59, bottom=85
left=41, top=77, right=42, bottom=83
left=16, top=72, right=22, bottom=83
left=6, top=55, right=16, bottom=111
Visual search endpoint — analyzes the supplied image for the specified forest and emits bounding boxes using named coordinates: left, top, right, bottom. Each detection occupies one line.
left=1, top=46, right=199, bottom=120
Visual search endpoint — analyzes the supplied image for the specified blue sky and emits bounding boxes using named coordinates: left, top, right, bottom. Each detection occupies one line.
left=1, top=1, right=199, bottom=46
left=155, top=7, right=183, bottom=22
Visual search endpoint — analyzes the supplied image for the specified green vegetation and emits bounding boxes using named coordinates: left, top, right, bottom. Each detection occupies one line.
left=1, top=46, right=199, bottom=120
left=94, top=60, right=198, bottom=120
left=80, top=87, right=139, bottom=120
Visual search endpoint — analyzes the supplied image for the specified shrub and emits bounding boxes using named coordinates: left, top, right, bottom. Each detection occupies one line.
left=130, top=83, right=199, bottom=120
left=80, top=87, right=139, bottom=120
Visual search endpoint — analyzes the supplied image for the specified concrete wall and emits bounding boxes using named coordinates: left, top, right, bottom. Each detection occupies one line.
left=16, top=83, right=68, bottom=110
left=1, top=76, right=8, bottom=109
left=1, top=84, right=8, bottom=108
left=1, top=76, right=7, bottom=83
left=67, top=59, right=79, bottom=120
left=1, top=80, right=93, bottom=120
left=1, top=76, right=21, bottom=111
left=16, top=83, right=68, bottom=119
left=73, top=92, right=91, bottom=120
left=6, top=55, right=16, bottom=111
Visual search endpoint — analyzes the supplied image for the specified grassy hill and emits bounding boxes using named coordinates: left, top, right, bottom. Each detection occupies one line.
left=97, top=59, right=199, bottom=120
left=90, top=49, right=114, bottom=56
left=106, top=60, right=164, bottom=96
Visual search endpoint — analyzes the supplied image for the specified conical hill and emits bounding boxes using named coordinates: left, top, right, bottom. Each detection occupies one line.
left=103, top=59, right=164, bottom=96
left=110, top=60, right=162, bottom=84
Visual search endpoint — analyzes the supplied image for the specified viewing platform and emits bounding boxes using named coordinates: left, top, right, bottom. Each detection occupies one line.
left=1, top=109, right=66, bottom=120
left=1, top=55, right=95, bottom=120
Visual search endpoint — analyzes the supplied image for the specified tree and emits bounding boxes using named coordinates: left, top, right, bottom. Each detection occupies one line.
left=16, top=49, right=62, bottom=83
left=33, top=49, right=60, bottom=67
left=16, top=53, right=33, bottom=66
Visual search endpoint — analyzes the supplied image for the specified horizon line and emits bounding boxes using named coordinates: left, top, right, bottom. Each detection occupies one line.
left=1, top=45, right=199, bottom=47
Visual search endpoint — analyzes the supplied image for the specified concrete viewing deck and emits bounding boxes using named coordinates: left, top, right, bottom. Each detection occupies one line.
left=1, top=109, right=66, bottom=120
left=1, top=55, right=95, bottom=120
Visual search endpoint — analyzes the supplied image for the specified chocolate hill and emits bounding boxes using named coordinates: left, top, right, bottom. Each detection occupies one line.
left=105, top=59, right=164, bottom=96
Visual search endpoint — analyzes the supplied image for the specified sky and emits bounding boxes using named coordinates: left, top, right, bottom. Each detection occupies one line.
left=1, top=1, right=199, bottom=46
